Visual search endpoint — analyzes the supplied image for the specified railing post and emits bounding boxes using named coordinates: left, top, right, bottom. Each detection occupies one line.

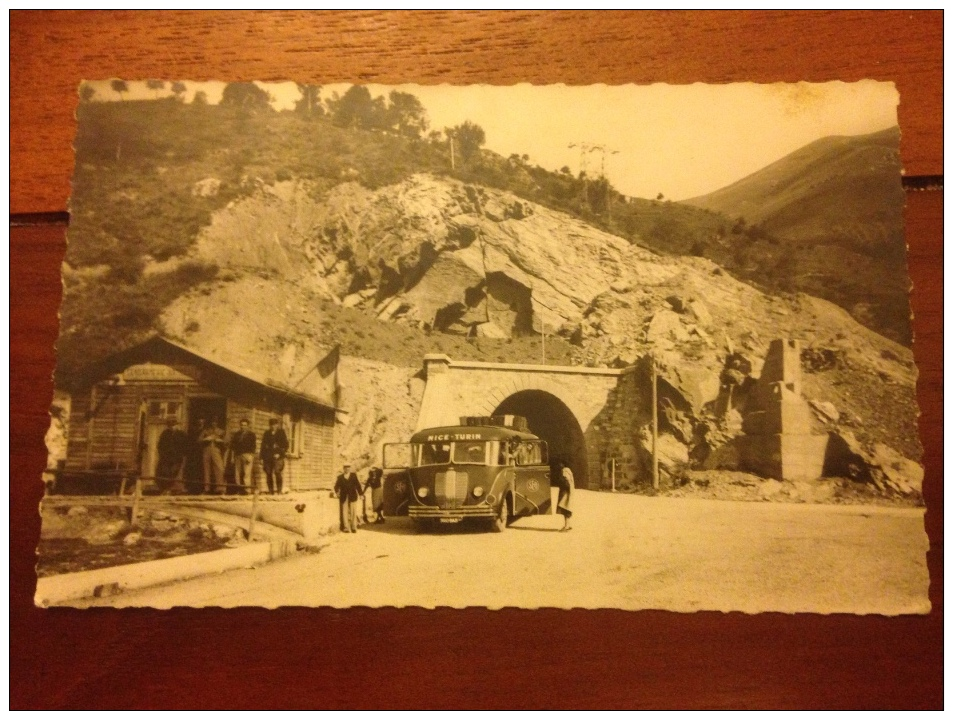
left=248, top=482, right=259, bottom=541
left=130, top=477, right=143, bottom=525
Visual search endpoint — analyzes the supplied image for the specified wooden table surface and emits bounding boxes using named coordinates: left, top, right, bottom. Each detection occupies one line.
left=10, top=11, right=942, bottom=709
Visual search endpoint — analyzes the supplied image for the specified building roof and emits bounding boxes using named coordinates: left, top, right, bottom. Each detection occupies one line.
left=64, top=336, right=342, bottom=413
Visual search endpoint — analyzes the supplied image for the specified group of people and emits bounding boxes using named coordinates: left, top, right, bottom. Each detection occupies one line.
left=155, top=419, right=576, bottom=532
left=154, top=416, right=290, bottom=495
left=333, top=464, right=385, bottom=533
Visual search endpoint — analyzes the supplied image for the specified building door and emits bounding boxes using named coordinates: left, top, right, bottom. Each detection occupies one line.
left=139, top=399, right=184, bottom=486
left=185, top=397, right=228, bottom=491
left=186, top=397, right=227, bottom=431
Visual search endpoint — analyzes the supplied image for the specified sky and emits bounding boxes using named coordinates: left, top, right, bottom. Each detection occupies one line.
left=84, top=79, right=898, bottom=201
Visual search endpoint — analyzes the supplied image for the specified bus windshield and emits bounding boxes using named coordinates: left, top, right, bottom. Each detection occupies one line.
left=419, top=442, right=451, bottom=465
left=453, top=441, right=488, bottom=465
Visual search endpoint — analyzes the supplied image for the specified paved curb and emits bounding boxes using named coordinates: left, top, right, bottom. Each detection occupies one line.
left=35, top=541, right=281, bottom=607
left=35, top=501, right=336, bottom=606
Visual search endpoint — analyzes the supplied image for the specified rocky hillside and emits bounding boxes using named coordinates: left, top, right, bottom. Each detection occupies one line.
left=682, top=128, right=910, bottom=344
left=150, top=173, right=920, bottom=474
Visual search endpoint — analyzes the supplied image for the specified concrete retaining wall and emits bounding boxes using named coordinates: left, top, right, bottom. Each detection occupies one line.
left=35, top=542, right=273, bottom=607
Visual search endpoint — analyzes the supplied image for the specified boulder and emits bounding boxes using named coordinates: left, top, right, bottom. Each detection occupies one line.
left=823, top=431, right=923, bottom=494
left=664, top=295, right=686, bottom=313
left=646, top=310, right=690, bottom=344
left=809, top=400, right=840, bottom=424
left=213, top=524, right=236, bottom=540
left=341, top=291, right=366, bottom=308
left=658, top=359, right=722, bottom=415
left=686, top=298, right=712, bottom=327
left=639, top=426, right=689, bottom=474
left=475, top=321, right=508, bottom=339
left=83, top=520, right=126, bottom=545
left=871, top=443, right=924, bottom=495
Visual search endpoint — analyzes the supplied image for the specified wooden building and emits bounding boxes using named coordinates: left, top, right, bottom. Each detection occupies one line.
left=59, top=336, right=340, bottom=493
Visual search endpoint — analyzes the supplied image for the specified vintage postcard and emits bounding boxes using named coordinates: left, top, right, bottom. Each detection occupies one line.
left=37, top=80, right=928, bottom=613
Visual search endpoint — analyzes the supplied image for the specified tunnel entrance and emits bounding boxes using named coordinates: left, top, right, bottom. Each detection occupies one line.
left=493, top=390, right=589, bottom=489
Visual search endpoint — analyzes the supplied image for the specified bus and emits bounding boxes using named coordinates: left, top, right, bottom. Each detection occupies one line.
left=382, top=416, right=551, bottom=532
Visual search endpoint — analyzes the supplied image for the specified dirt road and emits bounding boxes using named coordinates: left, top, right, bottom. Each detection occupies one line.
left=74, top=491, right=930, bottom=614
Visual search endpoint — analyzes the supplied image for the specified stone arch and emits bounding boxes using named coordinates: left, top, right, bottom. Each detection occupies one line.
left=492, top=389, right=590, bottom=489
left=472, top=371, right=596, bottom=431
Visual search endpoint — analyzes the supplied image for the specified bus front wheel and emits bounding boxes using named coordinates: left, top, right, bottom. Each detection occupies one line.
left=491, top=499, right=509, bottom=533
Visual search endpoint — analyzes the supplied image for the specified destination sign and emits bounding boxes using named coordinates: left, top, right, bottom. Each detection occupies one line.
left=425, top=433, right=484, bottom=442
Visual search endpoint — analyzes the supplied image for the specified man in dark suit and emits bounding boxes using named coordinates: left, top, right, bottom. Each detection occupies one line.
left=156, top=417, right=188, bottom=494
left=260, top=418, right=289, bottom=495
left=333, top=464, right=363, bottom=533
left=228, top=418, right=257, bottom=493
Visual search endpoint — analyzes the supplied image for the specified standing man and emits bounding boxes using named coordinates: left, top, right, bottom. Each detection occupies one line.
left=200, top=419, right=226, bottom=494
left=334, top=464, right=362, bottom=533
left=156, top=417, right=188, bottom=494
left=260, top=417, right=289, bottom=495
left=229, top=418, right=257, bottom=494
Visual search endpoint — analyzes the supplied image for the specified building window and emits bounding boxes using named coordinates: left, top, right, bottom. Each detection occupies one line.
left=148, top=400, right=182, bottom=420
left=283, top=411, right=304, bottom=456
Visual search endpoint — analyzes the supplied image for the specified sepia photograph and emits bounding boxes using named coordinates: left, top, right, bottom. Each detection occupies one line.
left=37, top=79, right=928, bottom=613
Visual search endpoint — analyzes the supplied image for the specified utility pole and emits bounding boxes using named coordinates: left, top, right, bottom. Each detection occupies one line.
left=651, top=354, right=659, bottom=490
left=541, top=318, right=546, bottom=365
left=449, top=135, right=456, bottom=171
left=568, top=142, right=592, bottom=177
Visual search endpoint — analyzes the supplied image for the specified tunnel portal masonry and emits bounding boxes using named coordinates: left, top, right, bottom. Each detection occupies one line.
left=413, top=340, right=840, bottom=490
left=416, top=354, right=627, bottom=489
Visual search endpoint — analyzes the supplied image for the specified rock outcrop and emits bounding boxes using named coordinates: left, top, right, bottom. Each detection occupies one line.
left=154, top=173, right=920, bottom=478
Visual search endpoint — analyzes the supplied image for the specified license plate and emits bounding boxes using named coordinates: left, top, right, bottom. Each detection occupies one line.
left=439, top=517, right=462, bottom=523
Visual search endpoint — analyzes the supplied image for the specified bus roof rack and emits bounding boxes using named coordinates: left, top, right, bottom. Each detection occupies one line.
left=459, top=415, right=529, bottom=432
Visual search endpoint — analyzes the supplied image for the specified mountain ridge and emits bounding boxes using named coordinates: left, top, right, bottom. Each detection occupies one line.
left=681, top=128, right=908, bottom=343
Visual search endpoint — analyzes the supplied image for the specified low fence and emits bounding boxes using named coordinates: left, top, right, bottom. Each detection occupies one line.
left=43, top=470, right=267, bottom=539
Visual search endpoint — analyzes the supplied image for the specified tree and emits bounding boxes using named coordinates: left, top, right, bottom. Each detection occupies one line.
left=110, top=79, right=128, bottom=101
left=170, top=81, right=187, bottom=102
left=192, top=90, right=208, bottom=105
left=386, top=90, right=428, bottom=139
left=146, top=79, right=165, bottom=98
left=328, top=85, right=379, bottom=129
left=446, top=121, right=485, bottom=164
left=295, top=83, right=324, bottom=117
left=587, top=176, right=611, bottom=215
left=220, top=82, right=273, bottom=112
left=79, top=84, right=96, bottom=103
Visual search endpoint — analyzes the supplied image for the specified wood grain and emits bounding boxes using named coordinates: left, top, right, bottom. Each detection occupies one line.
left=10, top=10, right=943, bottom=709
left=10, top=10, right=942, bottom=214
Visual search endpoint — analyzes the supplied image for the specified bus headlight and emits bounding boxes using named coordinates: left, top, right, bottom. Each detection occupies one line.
left=472, top=486, right=485, bottom=498
left=417, top=486, right=430, bottom=498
